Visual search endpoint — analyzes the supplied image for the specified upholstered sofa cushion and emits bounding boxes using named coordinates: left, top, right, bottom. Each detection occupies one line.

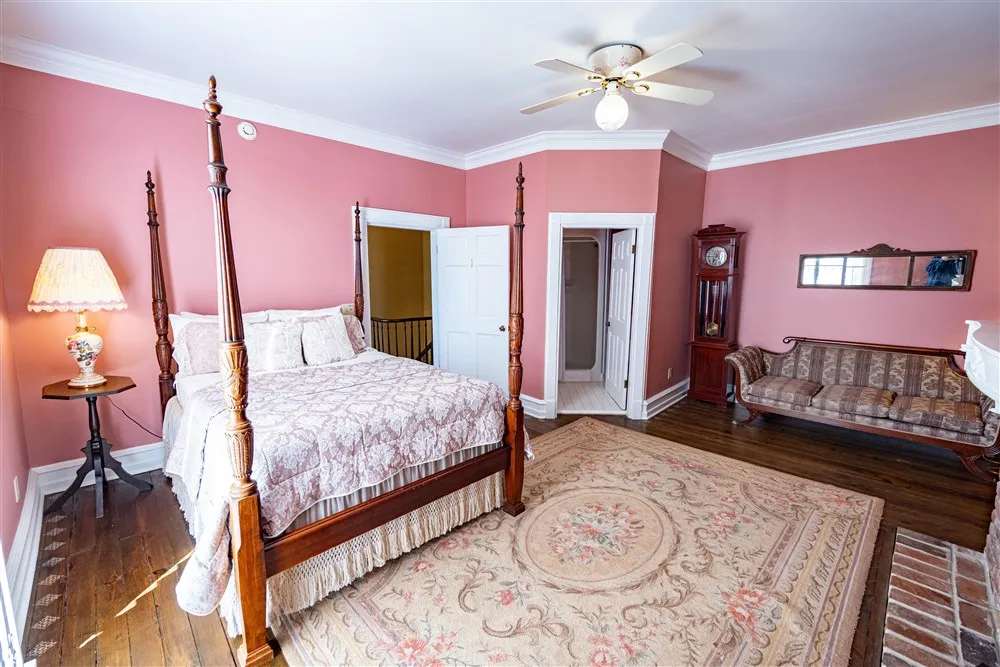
left=888, top=396, right=984, bottom=435
left=811, top=385, right=896, bottom=418
left=747, top=376, right=822, bottom=406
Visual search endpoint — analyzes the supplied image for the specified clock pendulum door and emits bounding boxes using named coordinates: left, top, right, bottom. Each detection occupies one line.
left=688, top=225, right=745, bottom=406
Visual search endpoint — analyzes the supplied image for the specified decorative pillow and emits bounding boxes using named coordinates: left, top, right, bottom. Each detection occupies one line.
left=245, top=320, right=305, bottom=372
left=267, top=306, right=343, bottom=321
left=302, top=315, right=356, bottom=365
left=343, top=315, right=367, bottom=353
left=170, top=311, right=269, bottom=377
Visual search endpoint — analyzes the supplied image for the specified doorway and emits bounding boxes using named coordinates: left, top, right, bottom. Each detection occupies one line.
left=355, top=206, right=448, bottom=365
left=544, top=212, right=655, bottom=420
left=557, top=228, right=638, bottom=415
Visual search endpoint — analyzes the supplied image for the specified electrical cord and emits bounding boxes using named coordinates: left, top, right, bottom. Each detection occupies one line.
left=104, top=396, right=162, bottom=439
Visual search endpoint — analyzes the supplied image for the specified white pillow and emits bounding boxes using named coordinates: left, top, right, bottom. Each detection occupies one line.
left=245, top=320, right=305, bottom=372
left=170, top=311, right=268, bottom=377
left=302, top=315, right=356, bottom=365
left=267, top=306, right=344, bottom=321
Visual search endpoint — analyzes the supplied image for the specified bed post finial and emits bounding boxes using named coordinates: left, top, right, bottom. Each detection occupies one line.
left=202, top=77, right=274, bottom=667
left=503, top=162, right=526, bottom=517
left=353, top=202, right=365, bottom=329
left=146, top=171, right=174, bottom=415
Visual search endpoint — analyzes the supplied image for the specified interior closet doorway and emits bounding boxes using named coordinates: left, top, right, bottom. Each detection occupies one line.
left=558, top=229, right=622, bottom=414
left=544, top=212, right=655, bottom=420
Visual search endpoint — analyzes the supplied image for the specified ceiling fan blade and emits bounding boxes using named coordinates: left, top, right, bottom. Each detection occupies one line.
left=535, top=59, right=602, bottom=79
left=520, top=88, right=597, bottom=115
left=626, top=43, right=704, bottom=81
left=632, top=81, right=714, bottom=106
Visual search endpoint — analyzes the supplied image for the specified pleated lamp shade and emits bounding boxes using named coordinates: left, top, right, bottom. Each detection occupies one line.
left=27, top=247, right=128, bottom=313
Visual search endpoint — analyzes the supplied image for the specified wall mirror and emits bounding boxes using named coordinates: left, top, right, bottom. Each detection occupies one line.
left=798, top=244, right=976, bottom=291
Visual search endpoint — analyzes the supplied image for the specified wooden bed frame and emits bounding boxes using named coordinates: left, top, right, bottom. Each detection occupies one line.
left=146, top=77, right=527, bottom=666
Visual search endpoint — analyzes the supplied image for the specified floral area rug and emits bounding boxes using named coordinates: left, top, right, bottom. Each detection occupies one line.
left=275, top=417, right=882, bottom=666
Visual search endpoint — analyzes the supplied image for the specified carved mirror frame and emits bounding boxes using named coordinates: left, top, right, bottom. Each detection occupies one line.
left=797, top=243, right=976, bottom=291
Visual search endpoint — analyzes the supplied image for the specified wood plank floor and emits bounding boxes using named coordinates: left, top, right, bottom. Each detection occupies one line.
left=22, top=400, right=995, bottom=666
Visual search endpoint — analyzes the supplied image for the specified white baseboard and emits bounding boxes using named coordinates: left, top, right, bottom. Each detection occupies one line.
left=35, top=441, right=164, bottom=496
left=641, top=379, right=690, bottom=420
left=521, top=394, right=548, bottom=419
left=9, top=441, right=163, bottom=639
left=8, top=470, right=41, bottom=644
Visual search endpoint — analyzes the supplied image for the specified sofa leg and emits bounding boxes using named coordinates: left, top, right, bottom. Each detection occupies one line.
left=959, top=454, right=996, bottom=482
left=733, top=407, right=761, bottom=426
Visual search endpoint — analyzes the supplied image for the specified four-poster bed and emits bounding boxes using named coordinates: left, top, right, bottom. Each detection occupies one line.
left=149, top=77, right=527, bottom=666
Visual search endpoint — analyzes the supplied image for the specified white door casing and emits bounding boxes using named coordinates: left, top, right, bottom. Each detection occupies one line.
left=544, top=212, right=655, bottom=420
left=604, top=229, right=637, bottom=409
left=434, top=226, right=510, bottom=390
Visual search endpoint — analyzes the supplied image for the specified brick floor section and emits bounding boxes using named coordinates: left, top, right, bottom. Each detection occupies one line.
left=882, top=528, right=998, bottom=667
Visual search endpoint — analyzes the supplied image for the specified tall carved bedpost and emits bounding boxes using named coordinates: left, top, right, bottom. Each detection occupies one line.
left=353, top=202, right=365, bottom=328
left=502, top=163, right=526, bottom=516
left=146, top=172, right=175, bottom=415
left=203, top=77, right=273, bottom=667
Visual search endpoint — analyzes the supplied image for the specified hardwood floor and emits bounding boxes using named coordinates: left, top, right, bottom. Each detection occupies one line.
left=22, top=400, right=995, bottom=666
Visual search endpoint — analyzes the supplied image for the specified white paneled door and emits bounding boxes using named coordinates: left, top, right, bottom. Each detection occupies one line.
left=433, top=226, right=510, bottom=391
left=604, top=229, right=637, bottom=410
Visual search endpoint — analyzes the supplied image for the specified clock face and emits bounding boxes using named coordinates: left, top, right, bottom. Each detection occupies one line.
left=237, top=121, right=257, bottom=141
left=705, top=245, right=728, bottom=267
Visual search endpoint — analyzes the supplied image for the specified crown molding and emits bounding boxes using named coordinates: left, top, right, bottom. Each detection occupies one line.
left=661, top=132, right=712, bottom=170
left=3, top=36, right=996, bottom=174
left=708, top=103, right=1000, bottom=171
left=463, top=130, right=671, bottom=170
left=0, top=35, right=468, bottom=169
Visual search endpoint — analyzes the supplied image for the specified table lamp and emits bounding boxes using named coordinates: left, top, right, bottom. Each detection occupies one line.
left=27, top=247, right=128, bottom=387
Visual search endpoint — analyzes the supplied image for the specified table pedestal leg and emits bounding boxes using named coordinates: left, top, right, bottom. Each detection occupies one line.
left=44, top=395, right=152, bottom=518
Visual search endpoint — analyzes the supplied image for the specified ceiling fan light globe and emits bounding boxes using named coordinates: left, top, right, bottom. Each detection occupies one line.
left=595, top=89, right=629, bottom=131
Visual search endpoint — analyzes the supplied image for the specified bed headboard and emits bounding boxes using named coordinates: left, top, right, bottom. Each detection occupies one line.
left=146, top=171, right=176, bottom=415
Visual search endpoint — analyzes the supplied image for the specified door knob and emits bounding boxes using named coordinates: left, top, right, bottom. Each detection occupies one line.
left=499, top=325, right=506, bottom=332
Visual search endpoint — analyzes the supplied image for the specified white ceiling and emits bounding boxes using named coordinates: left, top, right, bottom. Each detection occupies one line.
left=2, top=1, right=998, bottom=159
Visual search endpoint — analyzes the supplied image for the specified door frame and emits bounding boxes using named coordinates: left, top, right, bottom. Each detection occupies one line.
left=544, top=212, right=655, bottom=420
left=353, top=206, right=449, bottom=364
left=560, top=230, right=608, bottom=383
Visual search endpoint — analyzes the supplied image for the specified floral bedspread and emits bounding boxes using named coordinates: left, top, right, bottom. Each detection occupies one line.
left=166, top=356, right=519, bottom=616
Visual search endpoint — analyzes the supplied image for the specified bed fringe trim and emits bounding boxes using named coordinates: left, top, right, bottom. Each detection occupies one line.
left=170, top=471, right=504, bottom=637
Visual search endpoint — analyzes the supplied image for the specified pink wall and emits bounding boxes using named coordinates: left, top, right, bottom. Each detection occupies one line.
left=0, top=64, right=467, bottom=468
left=464, top=150, right=663, bottom=399
left=646, top=152, right=706, bottom=396
left=0, top=274, right=31, bottom=559
left=702, top=126, right=1000, bottom=351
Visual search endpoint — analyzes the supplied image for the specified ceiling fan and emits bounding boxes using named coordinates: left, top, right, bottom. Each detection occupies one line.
left=522, top=43, right=714, bottom=131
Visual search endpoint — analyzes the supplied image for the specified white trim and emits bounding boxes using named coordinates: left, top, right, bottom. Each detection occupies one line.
left=8, top=470, right=40, bottom=644
left=641, top=379, right=691, bottom=420
left=562, top=369, right=594, bottom=382
left=4, top=36, right=995, bottom=174
left=464, top=130, right=671, bottom=170
left=520, top=395, right=547, bottom=420
left=9, top=441, right=164, bottom=639
left=662, top=133, right=713, bottom=170
left=708, top=104, right=1000, bottom=170
left=354, top=206, right=449, bottom=348
left=34, top=441, right=164, bottom=496
left=0, top=35, right=467, bottom=169
left=544, top=212, right=655, bottom=421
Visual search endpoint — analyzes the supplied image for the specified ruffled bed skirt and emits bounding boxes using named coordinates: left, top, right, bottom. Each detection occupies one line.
left=168, top=470, right=504, bottom=636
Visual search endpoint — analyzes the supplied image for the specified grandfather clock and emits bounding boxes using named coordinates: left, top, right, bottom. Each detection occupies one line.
left=689, top=224, right=745, bottom=406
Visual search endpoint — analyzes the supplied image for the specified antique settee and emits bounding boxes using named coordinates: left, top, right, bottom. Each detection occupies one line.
left=725, top=337, right=1000, bottom=478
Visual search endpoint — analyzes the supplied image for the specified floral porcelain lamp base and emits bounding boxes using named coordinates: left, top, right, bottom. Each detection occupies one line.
left=66, top=311, right=107, bottom=388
